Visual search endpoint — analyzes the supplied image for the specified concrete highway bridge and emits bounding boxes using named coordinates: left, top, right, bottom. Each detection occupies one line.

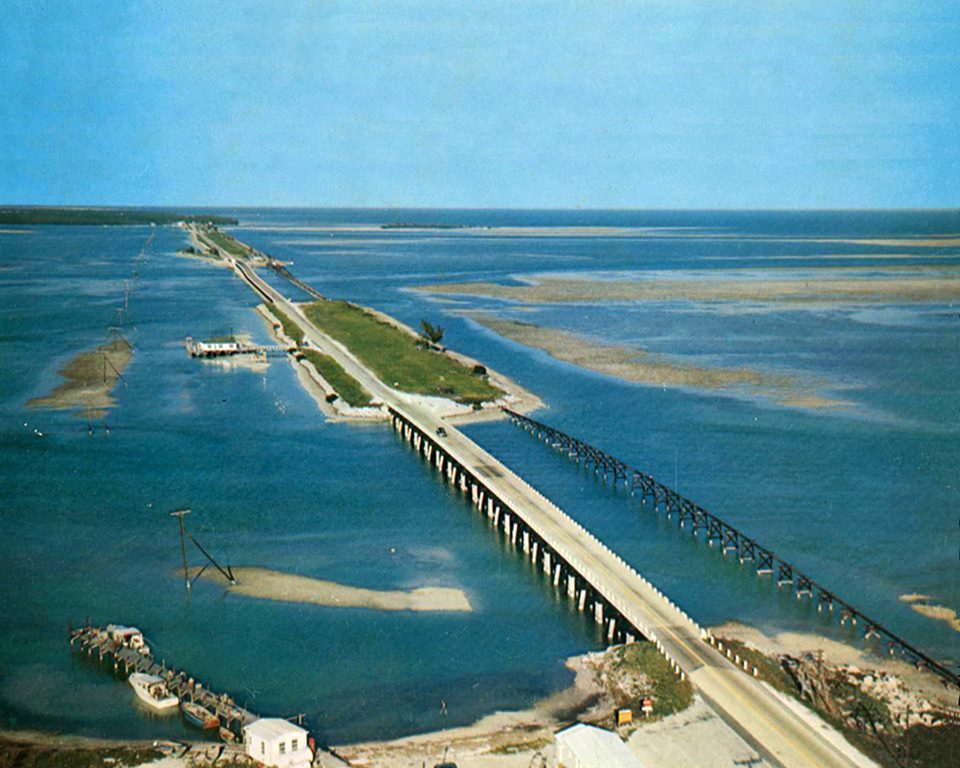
left=223, top=248, right=872, bottom=768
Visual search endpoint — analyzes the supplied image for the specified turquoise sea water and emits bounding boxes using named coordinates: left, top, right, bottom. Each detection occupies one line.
left=0, top=210, right=957, bottom=743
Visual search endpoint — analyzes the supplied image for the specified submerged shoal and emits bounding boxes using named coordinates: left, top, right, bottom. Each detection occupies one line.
left=199, top=566, right=472, bottom=612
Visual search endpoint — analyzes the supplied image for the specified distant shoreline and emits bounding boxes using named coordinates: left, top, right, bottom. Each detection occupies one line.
left=0, top=206, right=237, bottom=226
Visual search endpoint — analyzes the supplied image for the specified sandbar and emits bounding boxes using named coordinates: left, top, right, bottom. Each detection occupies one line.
left=197, top=566, right=472, bottom=612
left=800, top=236, right=960, bottom=248
left=899, top=594, right=960, bottom=633
left=417, top=268, right=960, bottom=305
left=27, top=338, right=132, bottom=416
left=465, top=314, right=849, bottom=410
left=702, top=252, right=960, bottom=262
left=248, top=224, right=706, bottom=238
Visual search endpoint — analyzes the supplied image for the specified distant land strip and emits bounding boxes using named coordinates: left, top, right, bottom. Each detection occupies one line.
left=464, top=313, right=850, bottom=410
left=0, top=206, right=237, bottom=226
left=417, top=268, right=960, bottom=304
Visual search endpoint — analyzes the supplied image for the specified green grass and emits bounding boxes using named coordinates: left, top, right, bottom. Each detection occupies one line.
left=303, top=300, right=503, bottom=404
left=269, top=306, right=305, bottom=345
left=302, top=349, right=373, bottom=407
left=830, top=676, right=892, bottom=728
left=203, top=227, right=249, bottom=258
left=610, top=642, right=694, bottom=718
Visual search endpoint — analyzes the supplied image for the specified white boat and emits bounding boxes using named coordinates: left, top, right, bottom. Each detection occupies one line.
left=128, top=673, right=178, bottom=710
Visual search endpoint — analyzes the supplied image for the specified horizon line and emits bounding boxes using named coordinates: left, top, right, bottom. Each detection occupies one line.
left=2, top=203, right=959, bottom=214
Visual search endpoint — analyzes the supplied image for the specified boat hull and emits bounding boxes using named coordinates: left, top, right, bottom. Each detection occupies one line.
left=129, top=673, right=178, bottom=711
left=181, top=700, right=220, bottom=730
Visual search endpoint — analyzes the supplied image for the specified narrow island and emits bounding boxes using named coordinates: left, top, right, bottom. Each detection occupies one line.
left=380, top=222, right=477, bottom=230
left=181, top=222, right=542, bottom=423
left=0, top=206, right=237, bottom=226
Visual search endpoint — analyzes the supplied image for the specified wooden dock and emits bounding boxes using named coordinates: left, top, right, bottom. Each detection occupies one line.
left=69, top=623, right=258, bottom=739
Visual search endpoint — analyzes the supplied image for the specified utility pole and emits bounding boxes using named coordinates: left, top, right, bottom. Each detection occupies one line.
left=170, top=508, right=192, bottom=591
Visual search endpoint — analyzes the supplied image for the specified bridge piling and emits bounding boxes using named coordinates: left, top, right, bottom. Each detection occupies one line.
left=389, top=409, right=721, bottom=684
left=502, top=407, right=960, bottom=696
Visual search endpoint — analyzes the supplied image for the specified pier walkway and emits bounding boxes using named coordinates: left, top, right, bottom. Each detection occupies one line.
left=220, top=247, right=872, bottom=768
left=70, top=624, right=257, bottom=738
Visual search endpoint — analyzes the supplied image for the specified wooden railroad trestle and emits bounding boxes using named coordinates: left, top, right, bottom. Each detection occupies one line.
left=266, top=260, right=324, bottom=300
left=502, top=407, right=960, bottom=695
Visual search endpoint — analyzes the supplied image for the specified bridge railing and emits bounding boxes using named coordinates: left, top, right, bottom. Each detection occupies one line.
left=502, top=407, right=960, bottom=694
left=388, top=406, right=706, bottom=679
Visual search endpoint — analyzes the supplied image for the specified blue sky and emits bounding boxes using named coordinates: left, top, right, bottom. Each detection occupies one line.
left=1, top=1, right=958, bottom=208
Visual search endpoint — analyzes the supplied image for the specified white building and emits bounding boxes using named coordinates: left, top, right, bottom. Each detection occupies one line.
left=243, top=718, right=312, bottom=768
left=192, top=341, right=241, bottom=356
left=555, top=723, right=645, bottom=768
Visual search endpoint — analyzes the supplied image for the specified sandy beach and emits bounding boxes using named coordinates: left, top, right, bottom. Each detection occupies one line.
left=26, top=337, right=133, bottom=418
left=5, top=622, right=957, bottom=767
left=195, top=565, right=473, bottom=612
left=713, top=621, right=958, bottom=715
left=333, top=620, right=960, bottom=768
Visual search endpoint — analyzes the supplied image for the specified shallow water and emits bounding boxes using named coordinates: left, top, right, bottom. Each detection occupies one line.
left=0, top=210, right=957, bottom=743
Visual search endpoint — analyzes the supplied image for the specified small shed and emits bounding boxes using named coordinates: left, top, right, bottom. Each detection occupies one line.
left=555, top=723, right=645, bottom=768
left=243, top=718, right=312, bottom=768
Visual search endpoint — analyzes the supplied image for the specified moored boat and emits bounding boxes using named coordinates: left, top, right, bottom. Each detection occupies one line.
left=181, top=699, right=220, bottom=730
left=105, top=624, right=150, bottom=655
left=128, top=672, right=178, bottom=710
